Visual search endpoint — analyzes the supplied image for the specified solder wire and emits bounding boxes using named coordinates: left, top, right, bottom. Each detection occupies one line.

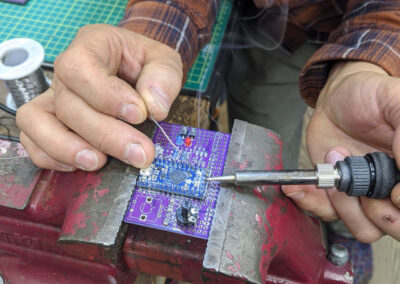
left=149, top=115, right=180, bottom=152
left=148, top=115, right=191, bottom=163
left=0, top=38, right=49, bottom=109
left=4, top=68, right=49, bottom=108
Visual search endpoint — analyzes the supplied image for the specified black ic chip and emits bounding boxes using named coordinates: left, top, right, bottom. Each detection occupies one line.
left=168, top=169, right=187, bottom=185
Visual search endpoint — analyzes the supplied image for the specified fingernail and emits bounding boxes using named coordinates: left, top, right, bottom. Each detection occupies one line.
left=120, top=103, right=143, bottom=124
left=326, top=151, right=345, bottom=164
left=57, top=163, right=75, bottom=172
left=75, top=149, right=99, bottom=171
left=286, top=191, right=305, bottom=200
left=150, top=86, right=170, bottom=113
left=124, top=143, right=146, bottom=167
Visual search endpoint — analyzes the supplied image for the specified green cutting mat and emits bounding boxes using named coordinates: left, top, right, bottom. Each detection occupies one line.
left=184, top=0, right=232, bottom=92
left=0, top=0, right=127, bottom=61
left=0, top=0, right=232, bottom=91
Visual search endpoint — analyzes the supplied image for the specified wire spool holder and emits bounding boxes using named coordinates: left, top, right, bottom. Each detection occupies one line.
left=0, top=38, right=50, bottom=110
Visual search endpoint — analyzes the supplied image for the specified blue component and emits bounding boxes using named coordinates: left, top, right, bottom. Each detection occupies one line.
left=176, top=135, right=184, bottom=146
left=137, top=158, right=207, bottom=199
left=180, top=126, right=188, bottom=137
left=189, top=127, right=197, bottom=139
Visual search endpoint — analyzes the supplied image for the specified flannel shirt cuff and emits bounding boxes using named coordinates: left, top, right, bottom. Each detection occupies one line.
left=299, top=29, right=400, bottom=107
left=119, top=2, right=198, bottom=75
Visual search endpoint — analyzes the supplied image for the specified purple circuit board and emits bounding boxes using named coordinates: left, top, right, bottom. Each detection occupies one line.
left=124, top=122, right=230, bottom=239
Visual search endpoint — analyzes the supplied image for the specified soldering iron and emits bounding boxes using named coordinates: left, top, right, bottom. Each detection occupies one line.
left=207, top=152, right=400, bottom=199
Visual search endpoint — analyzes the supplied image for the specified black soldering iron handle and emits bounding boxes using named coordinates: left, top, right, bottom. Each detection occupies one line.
left=335, top=152, right=400, bottom=198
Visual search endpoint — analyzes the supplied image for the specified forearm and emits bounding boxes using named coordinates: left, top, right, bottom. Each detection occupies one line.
left=300, top=0, right=400, bottom=107
left=120, top=0, right=220, bottom=75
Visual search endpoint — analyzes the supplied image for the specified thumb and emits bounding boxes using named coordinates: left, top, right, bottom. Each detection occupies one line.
left=390, top=183, right=400, bottom=209
left=324, top=147, right=351, bottom=195
left=324, top=147, right=350, bottom=165
left=136, top=45, right=183, bottom=120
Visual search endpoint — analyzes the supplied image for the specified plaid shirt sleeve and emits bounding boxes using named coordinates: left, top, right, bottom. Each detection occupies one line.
left=119, top=0, right=219, bottom=75
left=299, top=0, right=400, bottom=107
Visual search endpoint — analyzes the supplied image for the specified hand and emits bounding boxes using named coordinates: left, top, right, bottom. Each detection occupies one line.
left=16, top=24, right=183, bottom=171
left=283, top=61, right=400, bottom=242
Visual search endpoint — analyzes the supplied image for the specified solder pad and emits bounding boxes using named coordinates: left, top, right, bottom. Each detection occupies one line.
left=124, top=122, right=230, bottom=239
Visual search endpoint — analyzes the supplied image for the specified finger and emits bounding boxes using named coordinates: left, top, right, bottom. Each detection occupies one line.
left=55, top=84, right=155, bottom=168
left=54, top=45, right=147, bottom=125
left=16, top=89, right=107, bottom=171
left=282, top=184, right=338, bottom=221
left=361, top=198, right=400, bottom=241
left=391, top=183, right=400, bottom=208
left=135, top=42, right=183, bottom=120
left=328, top=188, right=384, bottom=242
left=281, top=146, right=354, bottom=221
left=20, top=132, right=76, bottom=172
left=381, top=77, right=400, bottom=168
left=325, top=148, right=383, bottom=242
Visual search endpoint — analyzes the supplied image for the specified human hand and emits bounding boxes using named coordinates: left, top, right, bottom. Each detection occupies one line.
left=17, top=24, right=183, bottom=171
left=283, top=61, right=400, bottom=242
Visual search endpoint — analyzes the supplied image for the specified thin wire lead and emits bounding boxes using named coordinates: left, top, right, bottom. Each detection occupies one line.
left=148, top=115, right=180, bottom=153
left=0, top=134, right=20, bottom=143
left=0, top=155, right=28, bottom=160
left=0, top=123, right=11, bottom=138
left=0, top=103, right=16, bottom=116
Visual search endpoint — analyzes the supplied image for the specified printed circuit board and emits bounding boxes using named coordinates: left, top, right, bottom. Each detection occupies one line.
left=124, top=122, right=230, bottom=239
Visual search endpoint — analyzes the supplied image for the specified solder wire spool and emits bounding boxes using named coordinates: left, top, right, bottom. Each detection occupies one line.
left=0, top=38, right=50, bottom=109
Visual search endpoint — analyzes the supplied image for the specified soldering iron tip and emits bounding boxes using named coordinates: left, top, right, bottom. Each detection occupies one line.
left=206, top=175, right=235, bottom=183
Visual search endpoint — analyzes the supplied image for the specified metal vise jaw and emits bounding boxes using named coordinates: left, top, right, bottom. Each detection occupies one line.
left=0, top=122, right=156, bottom=283
left=204, top=120, right=353, bottom=283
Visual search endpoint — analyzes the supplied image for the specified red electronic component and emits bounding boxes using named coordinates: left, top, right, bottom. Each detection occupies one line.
left=184, top=137, right=192, bottom=147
